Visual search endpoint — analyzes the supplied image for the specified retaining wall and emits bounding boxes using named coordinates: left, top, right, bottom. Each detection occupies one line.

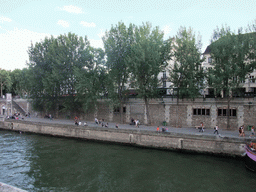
left=0, top=120, right=248, bottom=157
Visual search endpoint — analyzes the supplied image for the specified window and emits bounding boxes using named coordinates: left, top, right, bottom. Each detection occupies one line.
left=218, top=108, right=236, bottom=117
left=250, top=76, right=255, bottom=83
left=114, top=107, right=120, bottom=113
left=193, top=108, right=210, bottom=116
left=208, top=57, right=212, bottom=63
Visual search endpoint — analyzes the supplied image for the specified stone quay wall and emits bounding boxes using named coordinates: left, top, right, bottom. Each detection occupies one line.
left=86, top=97, right=256, bottom=131
left=0, top=120, right=247, bottom=157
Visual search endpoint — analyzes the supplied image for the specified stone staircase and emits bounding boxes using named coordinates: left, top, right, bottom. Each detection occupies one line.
left=12, top=100, right=26, bottom=116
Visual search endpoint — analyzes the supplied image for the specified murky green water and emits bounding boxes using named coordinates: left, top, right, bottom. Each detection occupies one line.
left=0, top=130, right=255, bottom=192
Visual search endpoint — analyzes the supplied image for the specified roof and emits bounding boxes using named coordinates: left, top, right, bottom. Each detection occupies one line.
left=203, top=46, right=211, bottom=55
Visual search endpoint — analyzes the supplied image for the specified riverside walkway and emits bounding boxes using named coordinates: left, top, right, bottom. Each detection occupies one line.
left=14, top=116, right=254, bottom=140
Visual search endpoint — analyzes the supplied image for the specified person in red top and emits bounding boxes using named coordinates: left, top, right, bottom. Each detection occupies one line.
left=74, top=116, right=79, bottom=126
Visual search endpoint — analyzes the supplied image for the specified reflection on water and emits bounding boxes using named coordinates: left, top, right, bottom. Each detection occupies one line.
left=0, top=130, right=255, bottom=192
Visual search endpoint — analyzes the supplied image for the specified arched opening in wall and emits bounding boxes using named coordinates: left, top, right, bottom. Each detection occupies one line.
left=1, top=105, right=6, bottom=115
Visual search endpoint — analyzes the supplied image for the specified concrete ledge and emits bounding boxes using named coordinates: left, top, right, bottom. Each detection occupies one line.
left=0, top=182, right=27, bottom=192
left=0, top=120, right=250, bottom=157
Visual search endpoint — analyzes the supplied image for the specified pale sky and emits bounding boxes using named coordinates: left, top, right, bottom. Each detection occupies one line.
left=0, top=0, right=255, bottom=71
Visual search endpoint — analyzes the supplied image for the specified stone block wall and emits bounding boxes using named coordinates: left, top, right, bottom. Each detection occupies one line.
left=148, top=103, right=165, bottom=126
left=0, top=120, right=247, bottom=157
left=8, top=97, right=256, bottom=131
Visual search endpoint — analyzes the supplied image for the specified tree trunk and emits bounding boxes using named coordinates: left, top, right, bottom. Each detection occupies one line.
left=176, top=89, right=179, bottom=128
left=55, top=101, right=59, bottom=119
left=120, top=101, right=124, bottom=123
left=227, top=96, right=231, bottom=129
left=144, top=97, right=151, bottom=125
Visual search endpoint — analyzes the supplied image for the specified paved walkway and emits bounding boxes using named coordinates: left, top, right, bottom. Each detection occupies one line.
left=13, top=116, right=256, bottom=141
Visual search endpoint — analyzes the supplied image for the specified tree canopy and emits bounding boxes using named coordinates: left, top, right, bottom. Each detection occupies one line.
left=27, top=32, right=96, bottom=117
left=103, top=21, right=135, bottom=122
left=169, top=26, right=204, bottom=100
left=127, top=22, right=172, bottom=124
left=0, top=69, right=12, bottom=98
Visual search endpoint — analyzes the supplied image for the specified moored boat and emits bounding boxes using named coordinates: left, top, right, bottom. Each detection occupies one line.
left=245, top=143, right=256, bottom=172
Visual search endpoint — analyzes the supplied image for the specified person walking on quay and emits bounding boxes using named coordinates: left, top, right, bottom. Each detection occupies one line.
left=214, top=125, right=219, bottom=135
left=250, top=126, right=255, bottom=138
left=199, top=122, right=204, bottom=132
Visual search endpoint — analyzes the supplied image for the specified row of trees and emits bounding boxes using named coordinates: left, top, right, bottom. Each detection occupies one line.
left=1, top=20, right=256, bottom=126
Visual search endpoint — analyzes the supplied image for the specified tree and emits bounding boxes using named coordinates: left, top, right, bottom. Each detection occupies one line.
left=0, top=69, right=12, bottom=98
left=103, top=22, right=135, bottom=123
left=169, top=26, right=205, bottom=100
left=27, top=32, right=92, bottom=117
left=128, top=22, right=172, bottom=125
left=10, top=69, right=22, bottom=96
left=75, top=47, right=108, bottom=113
left=208, top=26, right=256, bottom=129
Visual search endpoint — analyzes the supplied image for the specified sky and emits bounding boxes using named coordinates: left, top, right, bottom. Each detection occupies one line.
left=0, top=0, right=255, bottom=71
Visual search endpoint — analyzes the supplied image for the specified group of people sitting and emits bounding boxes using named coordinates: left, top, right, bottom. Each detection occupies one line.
left=6, top=112, right=22, bottom=120
left=130, top=118, right=140, bottom=127
left=156, top=126, right=168, bottom=133
left=95, top=117, right=109, bottom=128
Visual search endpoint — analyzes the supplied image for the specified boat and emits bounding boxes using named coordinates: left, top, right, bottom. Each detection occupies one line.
left=245, top=142, right=256, bottom=172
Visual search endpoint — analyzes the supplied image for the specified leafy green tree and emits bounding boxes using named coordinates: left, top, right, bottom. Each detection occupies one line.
left=75, top=47, right=107, bottom=113
left=128, top=22, right=172, bottom=125
left=103, top=22, right=135, bottom=123
left=208, top=26, right=256, bottom=128
left=0, top=69, right=12, bottom=98
left=27, top=32, right=92, bottom=117
left=10, top=69, right=22, bottom=96
left=169, top=26, right=205, bottom=101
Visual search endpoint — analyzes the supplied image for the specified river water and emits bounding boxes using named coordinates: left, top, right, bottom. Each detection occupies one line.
left=0, top=130, right=255, bottom=192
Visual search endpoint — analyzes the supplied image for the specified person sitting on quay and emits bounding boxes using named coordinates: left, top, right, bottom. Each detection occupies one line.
left=130, top=118, right=135, bottom=125
left=105, top=123, right=108, bottom=128
left=239, top=126, right=242, bottom=136
left=116, top=124, right=119, bottom=128
left=84, top=122, right=88, bottom=126
left=95, top=117, right=99, bottom=124
left=157, top=126, right=160, bottom=133
left=74, top=116, right=79, bottom=126
left=239, top=125, right=245, bottom=137
left=135, top=119, right=140, bottom=128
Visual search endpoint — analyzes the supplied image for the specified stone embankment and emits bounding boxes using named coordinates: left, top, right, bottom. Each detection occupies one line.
left=0, top=120, right=252, bottom=157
